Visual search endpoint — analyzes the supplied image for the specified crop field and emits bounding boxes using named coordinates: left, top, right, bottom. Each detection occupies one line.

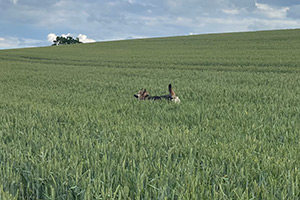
left=1, top=29, right=300, bottom=199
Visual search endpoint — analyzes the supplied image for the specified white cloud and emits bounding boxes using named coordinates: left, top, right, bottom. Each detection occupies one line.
left=222, top=9, right=240, bottom=15
left=0, top=37, right=20, bottom=49
left=61, top=33, right=71, bottom=38
left=0, top=36, right=45, bottom=49
left=248, top=18, right=300, bottom=31
left=47, top=33, right=57, bottom=42
left=77, top=34, right=96, bottom=43
left=47, top=33, right=95, bottom=44
left=255, top=2, right=289, bottom=18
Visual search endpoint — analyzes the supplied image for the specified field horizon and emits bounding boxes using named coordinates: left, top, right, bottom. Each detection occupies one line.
left=1, top=28, right=299, bottom=52
left=1, top=29, right=300, bottom=199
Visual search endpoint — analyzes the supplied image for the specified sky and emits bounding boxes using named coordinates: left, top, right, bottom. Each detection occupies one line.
left=1, top=0, right=300, bottom=49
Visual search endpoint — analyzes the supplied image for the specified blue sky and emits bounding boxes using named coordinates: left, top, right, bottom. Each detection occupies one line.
left=1, top=0, right=300, bottom=49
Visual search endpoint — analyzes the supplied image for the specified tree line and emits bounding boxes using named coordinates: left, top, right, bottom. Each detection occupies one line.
left=52, top=36, right=82, bottom=46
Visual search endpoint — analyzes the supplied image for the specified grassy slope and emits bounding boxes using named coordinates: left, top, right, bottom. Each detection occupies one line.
left=0, top=29, right=300, bottom=199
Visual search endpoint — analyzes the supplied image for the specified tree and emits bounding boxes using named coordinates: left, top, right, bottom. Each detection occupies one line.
left=52, top=36, right=82, bottom=46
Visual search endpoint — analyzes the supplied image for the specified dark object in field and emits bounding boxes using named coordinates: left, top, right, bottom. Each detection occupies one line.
left=134, top=84, right=180, bottom=103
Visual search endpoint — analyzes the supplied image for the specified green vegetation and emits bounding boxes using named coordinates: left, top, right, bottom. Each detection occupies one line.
left=52, top=36, right=82, bottom=46
left=0, top=29, right=300, bottom=199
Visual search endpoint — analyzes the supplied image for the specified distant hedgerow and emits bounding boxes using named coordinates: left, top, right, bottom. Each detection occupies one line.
left=52, top=36, right=82, bottom=46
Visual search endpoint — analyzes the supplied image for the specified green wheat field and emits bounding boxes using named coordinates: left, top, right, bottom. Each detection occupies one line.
left=1, top=29, right=300, bottom=199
